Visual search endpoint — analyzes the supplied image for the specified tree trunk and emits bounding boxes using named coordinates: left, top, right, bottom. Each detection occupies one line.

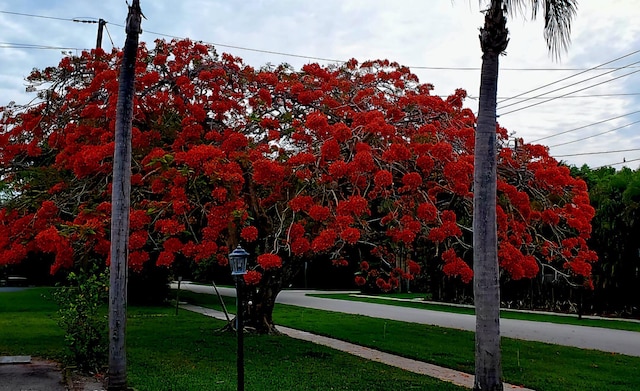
left=473, top=2, right=507, bottom=391
left=108, top=2, right=142, bottom=390
left=241, top=263, right=299, bottom=334
left=245, top=281, right=282, bottom=335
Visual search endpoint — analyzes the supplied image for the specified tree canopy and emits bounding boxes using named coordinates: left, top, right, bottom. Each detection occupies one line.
left=0, top=39, right=596, bottom=329
left=573, top=165, right=640, bottom=315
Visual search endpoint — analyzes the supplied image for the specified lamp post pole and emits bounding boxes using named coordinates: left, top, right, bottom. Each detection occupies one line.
left=229, top=245, right=249, bottom=391
left=235, top=275, right=244, bottom=391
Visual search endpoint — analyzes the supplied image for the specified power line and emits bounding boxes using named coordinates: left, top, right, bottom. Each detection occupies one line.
left=531, top=109, right=640, bottom=142
left=498, top=67, right=640, bottom=116
left=0, top=10, right=77, bottom=22
left=593, top=157, right=640, bottom=170
left=496, top=48, right=640, bottom=106
left=0, top=42, right=84, bottom=51
left=109, top=22, right=350, bottom=64
left=498, top=59, right=640, bottom=112
left=410, top=65, right=640, bottom=71
left=549, top=119, right=640, bottom=148
left=554, top=148, right=640, bottom=157
left=470, top=92, right=640, bottom=101
left=0, top=10, right=99, bottom=24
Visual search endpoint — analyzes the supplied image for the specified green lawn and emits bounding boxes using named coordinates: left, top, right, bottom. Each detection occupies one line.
left=0, top=288, right=65, bottom=360
left=177, top=289, right=640, bottom=391
left=309, top=292, right=640, bottom=333
left=5, top=287, right=639, bottom=391
left=0, top=288, right=465, bottom=391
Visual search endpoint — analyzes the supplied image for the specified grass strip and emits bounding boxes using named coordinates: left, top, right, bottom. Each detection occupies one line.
left=308, top=293, right=640, bottom=333
left=178, top=289, right=640, bottom=391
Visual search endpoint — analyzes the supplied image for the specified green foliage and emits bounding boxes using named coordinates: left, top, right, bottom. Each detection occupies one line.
left=52, top=266, right=109, bottom=373
left=572, top=165, right=640, bottom=316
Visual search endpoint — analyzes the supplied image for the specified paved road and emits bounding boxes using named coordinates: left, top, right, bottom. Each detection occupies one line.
left=174, top=283, right=640, bottom=357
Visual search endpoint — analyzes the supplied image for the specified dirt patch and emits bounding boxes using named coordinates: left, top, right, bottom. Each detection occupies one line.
left=65, top=368, right=106, bottom=391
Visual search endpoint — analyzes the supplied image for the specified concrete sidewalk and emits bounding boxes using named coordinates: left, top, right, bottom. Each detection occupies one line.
left=181, top=304, right=534, bottom=390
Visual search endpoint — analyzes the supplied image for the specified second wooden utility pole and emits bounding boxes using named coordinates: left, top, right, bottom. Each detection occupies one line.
left=96, top=18, right=106, bottom=49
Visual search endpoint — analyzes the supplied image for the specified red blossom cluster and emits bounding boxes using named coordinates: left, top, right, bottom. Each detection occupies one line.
left=240, top=226, right=259, bottom=242
left=244, top=270, right=263, bottom=286
left=441, top=249, right=474, bottom=284
left=257, top=253, right=282, bottom=270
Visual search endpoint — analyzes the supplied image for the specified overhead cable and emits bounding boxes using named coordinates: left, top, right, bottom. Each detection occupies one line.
left=0, top=42, right=84, bottom=51
left=496, top=48, right=640, bottom=106
left=549, top=119, right=640, bottom=148
left=593, top=157, right=640, bottom=170
left=531, top=109, right=640, bottom=142
left=554, top=148, right=640, bottom=157
left=499, top=67, right=640, bottom=116
left=498, top=60, right=640, bottom=111
left=471, top=92, right=640, bottom=101
left=0, top=10, right=78, bottom=22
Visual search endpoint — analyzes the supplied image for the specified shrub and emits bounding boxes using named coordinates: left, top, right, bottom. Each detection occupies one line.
left=52, top=265, right=108, bottom=373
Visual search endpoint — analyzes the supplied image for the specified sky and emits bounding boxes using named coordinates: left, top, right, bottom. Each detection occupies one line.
left=1, top=0, right=639, bottom=169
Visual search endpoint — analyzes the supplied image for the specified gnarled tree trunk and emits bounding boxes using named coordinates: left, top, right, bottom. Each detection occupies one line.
left=240, top=262, right=300, bottom=335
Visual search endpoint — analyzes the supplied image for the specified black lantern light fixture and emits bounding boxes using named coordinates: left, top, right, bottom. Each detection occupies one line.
left=229, top=245, right=249, bottom=276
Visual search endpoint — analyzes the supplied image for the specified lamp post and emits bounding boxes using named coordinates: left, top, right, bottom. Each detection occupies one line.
left=229, top=245, right=249, bottom=391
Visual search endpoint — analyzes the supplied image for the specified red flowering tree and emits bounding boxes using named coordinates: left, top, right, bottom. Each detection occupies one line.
left=0, top=39, right=596, bottom=333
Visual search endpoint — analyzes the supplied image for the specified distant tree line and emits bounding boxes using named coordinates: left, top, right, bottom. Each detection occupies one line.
left=572, top=165, right=640, bottom=317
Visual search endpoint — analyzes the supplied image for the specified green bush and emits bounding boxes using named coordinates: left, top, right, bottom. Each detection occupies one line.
left=52, top=266, right=108, bottom=373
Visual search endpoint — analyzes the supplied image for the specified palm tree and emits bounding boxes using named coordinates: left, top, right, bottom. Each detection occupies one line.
left=108, top=1, right=143, bottom=390
left=473, top=1, right=576, bottom=390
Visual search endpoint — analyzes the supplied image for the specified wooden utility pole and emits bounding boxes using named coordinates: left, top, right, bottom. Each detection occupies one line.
left=96, top=19, right=106, bottom=49
left=108, top=1, right=142, bottom=390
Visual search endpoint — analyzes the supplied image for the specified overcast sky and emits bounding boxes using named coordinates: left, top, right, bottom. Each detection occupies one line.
left=1, top=1, right=639, bottom=169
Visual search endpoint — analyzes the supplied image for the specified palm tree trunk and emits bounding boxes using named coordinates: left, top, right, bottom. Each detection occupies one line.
left=108, top=2, right=142, bottom=390
left=474, top=49, right=502, bottom=391
left=473, top=2, right=507, bottom=391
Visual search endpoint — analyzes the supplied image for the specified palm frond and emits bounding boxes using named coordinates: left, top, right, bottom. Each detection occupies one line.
left=542, top=0, right=578, bottom=59
left=494, top=0, right=577, bottom=59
